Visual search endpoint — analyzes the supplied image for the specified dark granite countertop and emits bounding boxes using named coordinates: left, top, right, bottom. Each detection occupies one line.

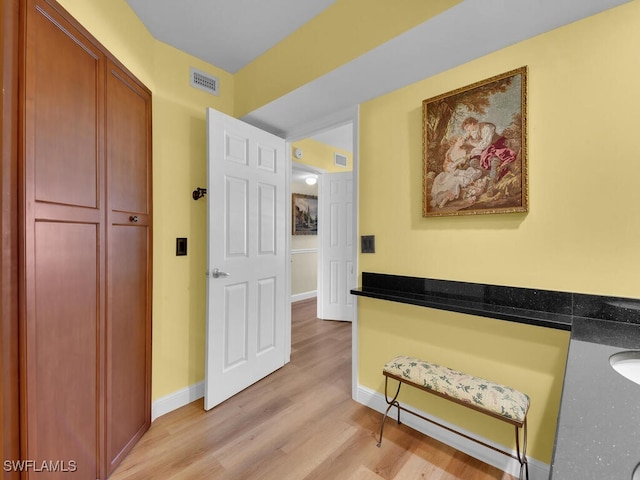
left=351, top=272, right=640, bottom=331
left=351, top=285, right=574, bottom=330
left=550, top=317, right=640, bottom=479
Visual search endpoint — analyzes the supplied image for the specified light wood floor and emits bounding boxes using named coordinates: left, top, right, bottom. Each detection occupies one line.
left=109, top=298, right=514, bottom=480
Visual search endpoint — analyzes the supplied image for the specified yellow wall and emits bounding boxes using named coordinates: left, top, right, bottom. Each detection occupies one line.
left=359, top=300, right=568, bottom=462
left=291, top=248, right=318, bottom=295
left=291, top=138, right=353, bottom=172
left=357, top=1, right=640, bottom=464
left=56, top=0, right=233, bottom=400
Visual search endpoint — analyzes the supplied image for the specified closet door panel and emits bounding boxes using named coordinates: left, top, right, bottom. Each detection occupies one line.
left=22, top=1, right=106, bottom=478
left=106, top=64, right=149, bottom=215
left=106, top=59, right=152, bottom=474
left=107, top=225, right=149, bottom=471
left=27, top=2, right=102, bottom=209
left=32, top=221, right=100, bottom=479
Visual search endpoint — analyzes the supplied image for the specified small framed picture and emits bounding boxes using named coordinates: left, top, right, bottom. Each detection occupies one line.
left=292, top=193, right=318, bottom=235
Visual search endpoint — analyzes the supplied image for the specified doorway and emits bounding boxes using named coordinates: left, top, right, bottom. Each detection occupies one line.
left=287, top=118, right=359, bottom=399
left=287, top=117, right=359, bottom=399
left=289, top=122, right=356, bottom=322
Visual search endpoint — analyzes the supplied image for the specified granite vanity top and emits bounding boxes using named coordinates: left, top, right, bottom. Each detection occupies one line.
left=350, top=272, right=640, bottom=478
left=550, top=317, right=640, bottom=479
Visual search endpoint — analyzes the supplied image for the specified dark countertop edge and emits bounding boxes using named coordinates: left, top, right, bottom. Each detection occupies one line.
left=351, top=272, right=640, bottom=330
left=351, top=287, right=573, bottom=331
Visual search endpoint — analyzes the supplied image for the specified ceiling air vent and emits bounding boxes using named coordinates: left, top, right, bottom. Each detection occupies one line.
left=190, top=67, right=219, bottom=96
left=334, top=153, right=348, bottom=168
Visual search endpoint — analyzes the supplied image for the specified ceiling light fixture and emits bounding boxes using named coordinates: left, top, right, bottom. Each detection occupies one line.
left=305, top=176, right=317, bottom=186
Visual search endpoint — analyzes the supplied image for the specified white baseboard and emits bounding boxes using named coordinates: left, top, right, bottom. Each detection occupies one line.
left=356, top=385, right=549, bottom=480
left=291, top=290, right=317, bottom=302
left=151, top=381, right=204, bottom=421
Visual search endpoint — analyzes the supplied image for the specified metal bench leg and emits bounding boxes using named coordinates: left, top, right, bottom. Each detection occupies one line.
left=377, top=376, right=402, bottom=447
left=515, top=419, right=529, bottom=480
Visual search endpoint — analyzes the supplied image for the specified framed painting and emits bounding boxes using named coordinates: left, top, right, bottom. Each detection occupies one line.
left=292, top=193, right=318, bottom=235
left=422, top=66, right=528, bottom=217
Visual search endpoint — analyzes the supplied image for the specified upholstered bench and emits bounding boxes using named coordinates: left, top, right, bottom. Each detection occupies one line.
left=378, top=355, right=530, bottom=480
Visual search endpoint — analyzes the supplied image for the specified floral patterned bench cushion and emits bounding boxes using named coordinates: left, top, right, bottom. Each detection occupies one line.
left=383, top=355, right=530, bottom=424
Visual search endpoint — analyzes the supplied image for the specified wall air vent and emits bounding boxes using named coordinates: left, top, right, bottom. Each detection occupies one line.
left=190, top=67, right=219, bottom=96
left=334, top=153, right=348, bottom=168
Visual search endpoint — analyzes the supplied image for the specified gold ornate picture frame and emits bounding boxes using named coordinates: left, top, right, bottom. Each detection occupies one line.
left=423, top=67, right=528, bottom=217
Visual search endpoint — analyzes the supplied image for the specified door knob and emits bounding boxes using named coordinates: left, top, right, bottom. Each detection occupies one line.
left=129, top=215, right=139, bottom=223
left=210, top=268, right=230, bottom=279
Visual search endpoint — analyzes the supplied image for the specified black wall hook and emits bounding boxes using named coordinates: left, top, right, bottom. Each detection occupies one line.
left=192, top=187, right=207, bottom=200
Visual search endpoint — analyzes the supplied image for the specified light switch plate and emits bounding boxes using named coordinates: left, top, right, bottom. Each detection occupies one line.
left=176, top=237, right=188, bottom=256
left=361, top=235, right=375, bottom=254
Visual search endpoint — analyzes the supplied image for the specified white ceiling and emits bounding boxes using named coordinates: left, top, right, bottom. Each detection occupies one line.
left=309, top=123, right=354, bottom=153
left=126, top=0, right=631, bottom=144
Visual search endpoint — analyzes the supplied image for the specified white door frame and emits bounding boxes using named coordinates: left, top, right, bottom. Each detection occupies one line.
left=285, top=105, right=359, bottom=399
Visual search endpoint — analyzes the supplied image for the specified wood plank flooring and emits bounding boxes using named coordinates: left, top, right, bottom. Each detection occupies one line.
left=109, top=298, right=514, bottom=480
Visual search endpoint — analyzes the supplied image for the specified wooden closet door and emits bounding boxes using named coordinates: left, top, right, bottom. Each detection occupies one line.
left=105, top=59, right=152, bottom=475
left=21, top=0, right=106, bottom=478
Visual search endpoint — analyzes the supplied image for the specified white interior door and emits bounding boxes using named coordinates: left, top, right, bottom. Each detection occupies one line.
left=318, top=171, right=355, bottom=321
left=204, top=108, right=287, bottom=411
